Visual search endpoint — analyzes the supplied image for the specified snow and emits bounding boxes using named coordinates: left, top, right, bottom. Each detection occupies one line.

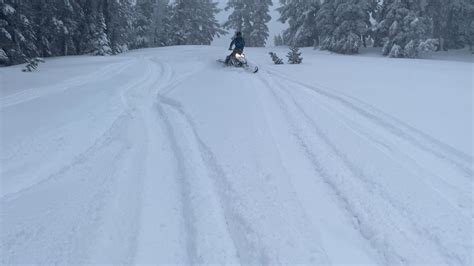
left=0, top=45, right=472, bottom=265
left=3, top=4, right=15, bottom=15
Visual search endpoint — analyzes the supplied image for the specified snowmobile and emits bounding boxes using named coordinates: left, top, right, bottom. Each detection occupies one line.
left=218, top=50, right=259, bottom=73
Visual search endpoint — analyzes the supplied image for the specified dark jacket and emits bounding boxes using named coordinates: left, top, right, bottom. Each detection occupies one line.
left=230, top=36, right=245, bottom=50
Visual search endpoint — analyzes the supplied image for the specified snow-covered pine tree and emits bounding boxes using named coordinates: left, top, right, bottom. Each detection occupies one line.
left=444, top=0, right=473, bottom=50
left=29, top=0, right=56, bottom=57
left=316, top=0, right=370, bottom=54
left=425, top=0, right=449, bottom=51
left=223, top=0, right=244, bottom=34
left=315, top=0, right=336, bottom=50
left=193, top=0, right=226, bottom=45
left=107, top=0, right=134, bottom=54
left=468, top=20, right=474, bottom=52
left=418, top=39, right=439, bottom=55
left=371, top=0, right=389, bottom=47
left=248, top=0, right=272, bottom=47
left=168, top=0, right=224, bottom=45
left=377, top=0, right=433, bottom=58
left=0, top=47, right=8, bottom=65
left=1, top=0, right=17, bottom=65
left=224, top=0, right=272, bottom=47
left=277, top=0, right=320, bottom=47
left=287, top=46, right=302, bottom=64
left=0, top=0, right=39, bottom=65
left=388, top=44, right=402, bottom=57
left=91, top=12, right=112, bottom=55
left=150, top=0, right=170, bottom=47
left=269, top=52, right=284, bottom=64
left=72, top=0, right=94, bottom=54
left=463, top=3, right=474, bottom=52
left=41, top=0, right=84, bottom=57
left=22, top=57, right=44, bottom=72
left=130, top=0, right=170, bottom=48
left=157, top=4, right=174, bottom=46
left=132, top=0, right=155, bottom=49
left=274, top=34, right=284, bottom=46
left=426, top=0, right=473, bottom=51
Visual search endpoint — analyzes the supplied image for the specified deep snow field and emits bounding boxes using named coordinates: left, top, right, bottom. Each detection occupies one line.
left=0, top=45, right=472, bottom=265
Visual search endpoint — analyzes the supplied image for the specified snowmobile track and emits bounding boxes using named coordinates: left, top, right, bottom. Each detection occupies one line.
left=266, top=69, right=472, bottom=178
left=256, top=71, right=469, bottom=265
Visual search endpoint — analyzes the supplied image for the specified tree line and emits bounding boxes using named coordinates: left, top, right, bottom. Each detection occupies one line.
left=1, top=0, right=473, bottom=66
left=276, top=0, right=474, bottom=57
left=1, top=0, right=278, bottom=66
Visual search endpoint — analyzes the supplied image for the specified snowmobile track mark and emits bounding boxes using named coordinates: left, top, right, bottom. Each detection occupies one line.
left=267, top=69, right=472, bottom=178
left=1, top=59, right=136, bottom=108
left=273, top=79, right=468, bottom=265
left=277, top=78, right=472, bottom=219
left=157, top=95, right=272, bottom=264
left=257, top=72, right=465, bottom=265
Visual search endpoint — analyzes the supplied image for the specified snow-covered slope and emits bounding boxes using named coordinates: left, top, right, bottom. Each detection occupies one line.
left=1, top=46, right=472, bottom=265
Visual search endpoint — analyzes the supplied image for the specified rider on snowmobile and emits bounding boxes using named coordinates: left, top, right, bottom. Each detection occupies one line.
left=225, top=32, right=245, bottom=65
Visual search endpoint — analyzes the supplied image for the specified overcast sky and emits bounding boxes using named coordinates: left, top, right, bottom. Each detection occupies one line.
left=211, top=0, right=287, bottom=47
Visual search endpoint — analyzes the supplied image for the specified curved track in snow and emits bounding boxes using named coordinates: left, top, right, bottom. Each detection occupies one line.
left=1, top=46, right=472, bottom=265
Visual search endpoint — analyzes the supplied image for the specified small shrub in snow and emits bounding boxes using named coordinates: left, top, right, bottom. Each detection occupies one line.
left=22, top=57, right=45, bottom=72
left=269, top=52, right=284, bottom=64
left=287, top=46, right=302, bottom=64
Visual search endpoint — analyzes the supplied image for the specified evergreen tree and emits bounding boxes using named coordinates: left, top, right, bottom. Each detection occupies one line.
left=274, top=34, right=284, bottom=46
left=194, top=0, right=226, bottom=45
left=378, top=0, right=433, bottom=58
left=224, top=0, right=247, bottom=37
left=426, top=0, right=473, bottom=50
left=168, top=0, right=224, bottom=45
left=30, top=0, right=56, bottom=57
left=248, top=0, right=272, bottom=47
left=22, top=57, right=44, bottom=72
left=277, top=0, right=320, bottom=47
left=150, top=0, right=170, bottom=47
left=388, top=44, right=402, bottom=57
left=371, top=0, right=388, bottom=47
left=315, top=0, right=336, bottom=49
left=105, top=0, right=134, bottom=54
left=132, top=0, right=155, bottom=49
left=91, top=12, right=112, bottom=55
left=468, top=20, right=474, bottom=52
left=131, top=0, right=170, bottom=48
left=316, top=0, right=370, bottom=54
left=73, top=0, right=95, bottom=55
left=224, top=0, right=272, bottom=47
left=287, top=45, right=302, bottom=64
left=0, top=0, right=39, bottom=65
left=54, top=0, right=83, bottom=56
left=0, top=46, right=8, bottom=64
left=269, top=51, right=284, bottom=64
left=1, top=1, right=19, bottom=65
left=158, top=4, right=173, bottom=46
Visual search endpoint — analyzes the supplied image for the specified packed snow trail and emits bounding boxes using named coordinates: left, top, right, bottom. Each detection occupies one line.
left=0, top=46, right=472, bottom=265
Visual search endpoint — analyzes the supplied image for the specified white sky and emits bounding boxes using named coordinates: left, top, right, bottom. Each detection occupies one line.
left=211, top=0, right=287, bottom=47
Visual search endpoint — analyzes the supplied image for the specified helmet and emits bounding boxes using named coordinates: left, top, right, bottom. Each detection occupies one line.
left=236, top=31, right=242, bottom=37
